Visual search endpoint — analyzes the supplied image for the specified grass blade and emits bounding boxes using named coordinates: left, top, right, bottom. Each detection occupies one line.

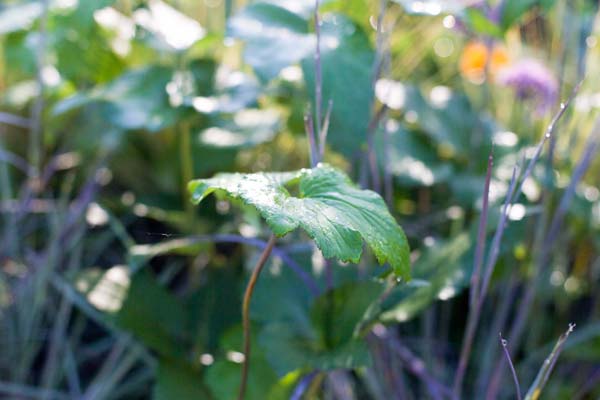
left=524, top=323, right=575, bottom=400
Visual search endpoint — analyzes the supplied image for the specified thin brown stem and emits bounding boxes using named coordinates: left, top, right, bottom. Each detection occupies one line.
left=237, top=234, right=277, bottom=400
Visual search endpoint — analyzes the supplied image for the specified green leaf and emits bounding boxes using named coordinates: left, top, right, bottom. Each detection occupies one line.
left=115, top=271, right=188, bottom=357
left=134, top=0, right=206, bottom=52
left=539, top=0, right=557, bottom=10
left=501, top=0, right=538, bottom=29
left=380, top=233, right=471, bottom=322
left=301, top=14, right=375, bottom=156
left=227, top=2, right=313, bottom=81
left=310, top=281, right=383, bottom=349
left=464, top=8, right=503, bottom=38
left=205, top=326, right=280, bottom=400
left=228, top=4, right=375, bottom=156
left=401, top=86, right=495, bottom=164
left=259, top=281, right=381, bottom=375
left=153, top=358, right=211, bottom=400
left=198, top=109, right=280, bottom=149
left=54, top=65, right=181, bottom=132
left=188, top=163, right=410, bottom=279
left=261, top=323, right=370, bottom=376
left=376, top=125, right=454, bottom=187
left=0, top=3, right=42, bottom=35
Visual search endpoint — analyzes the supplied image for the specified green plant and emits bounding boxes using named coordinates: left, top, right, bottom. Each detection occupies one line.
left=188, top=163, right=411, bottom=399
left=2, top=0, right=600, bottom=399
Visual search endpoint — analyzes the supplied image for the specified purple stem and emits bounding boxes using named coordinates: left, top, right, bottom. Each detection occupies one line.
left=452, top=84, right=580, bottom=399
left=573, top=367, right=600, bottom=400
left=475, top=274, right=518, bottom=394
left=545, top=122, right=600, bottom=247
left=0, top=148, right=32, bottom=174
left=452, top=164, right=518, bottom=400
left=199, top=234, right=321, bottom=296
left=469, top=151, right=493, bottom=309
left=291, top=371, right=319, bottom=400
left=382, top=122, right=394, bottom=206
left=366, top=106, right=388, bottom=193
left=304, top=113, right=318, bottom=168
left=0, top=112, right=31, bottom=129
left=314, top=0, right=322, bottom=150
left=499, top=334, right=522, bottom=400
left=372, top=327, right=450, bottom=400
left=486, top=119, right=600, bottom=399
left=318, top=99, right=333, bottom=160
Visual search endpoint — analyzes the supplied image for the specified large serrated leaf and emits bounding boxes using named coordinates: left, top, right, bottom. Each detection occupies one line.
left=188, top=163, right=410, bottom=279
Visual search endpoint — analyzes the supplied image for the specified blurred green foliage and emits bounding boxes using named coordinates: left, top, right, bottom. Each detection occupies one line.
left=1, top=0, right=599, bottom=399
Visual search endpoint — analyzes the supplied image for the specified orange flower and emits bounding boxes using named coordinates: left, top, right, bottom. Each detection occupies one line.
left=459, top=41, right=509, bottom=83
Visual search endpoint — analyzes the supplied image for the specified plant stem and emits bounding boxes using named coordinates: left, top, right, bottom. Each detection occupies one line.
left=180, top=121, right=194, bottom=217
left=238, top=234, right=277, bottom=400
left=0, top=112, right=31, bottom=129
left=314, top=0, right=322, bottom=147
left=469, top=151, right=493, bottom=309
left=499, top=334, right=522, bottom=400
left=523, top=324, right=575, bottom=400
left=452, top=84, right=580, bottom=399
left=304, top=113, right=318, bottom=168
left=29, top=0, right=50, bottom=178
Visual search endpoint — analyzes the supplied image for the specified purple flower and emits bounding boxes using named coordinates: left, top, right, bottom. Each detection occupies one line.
left=496, top=59, right=559, bottom=115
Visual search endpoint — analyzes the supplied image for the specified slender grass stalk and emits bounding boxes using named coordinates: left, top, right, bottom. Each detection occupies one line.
left=486, top=116, right=600, bottom=399
left=452, top=83, right=580, bottom=399
left=452, top=164, right=518, bottom=400
left=0, top=382, right=70, bottom=400
left=82, top=337, right=128, bottom=400
left=238, top=234, right=277, bottom=400
left=29, top=0, right=50, bottom=177
left=371, top=325, right=450, bottom=400
left=573, top=367, right=600, bottom=400
left=0, top=112, right=31, bottom=129
left=524, top=324, right=575, bottom=400
left=40, top=296, right=73, bottom=397
left=499, top=333, right=522, bottom=400
left=313, top=0, right=322, bottom=147
left=304, top=113, right=318, bottom=167
left=366, top=105, right=388, bottom=193
left=291, top=371, right=320, bottom=400
left=469, top=151, right=493, bottom=309
left=382, top=121, right=393, bottom=206
left=0, top=148, right=31, bottom=174
left=0, top=133, right=18, bottom=256
left=475, top=274, right=518, bottom=394
left=180, top=122, right=194, bottom=217
left=318, top=99, right=333, bottom=160
left=63, top=342, right=82, bottom=397
left=83, top=340, right=147, bottom=400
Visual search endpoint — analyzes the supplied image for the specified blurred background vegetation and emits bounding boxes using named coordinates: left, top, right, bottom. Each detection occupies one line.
left=0, top=0, right=599, bottom=399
